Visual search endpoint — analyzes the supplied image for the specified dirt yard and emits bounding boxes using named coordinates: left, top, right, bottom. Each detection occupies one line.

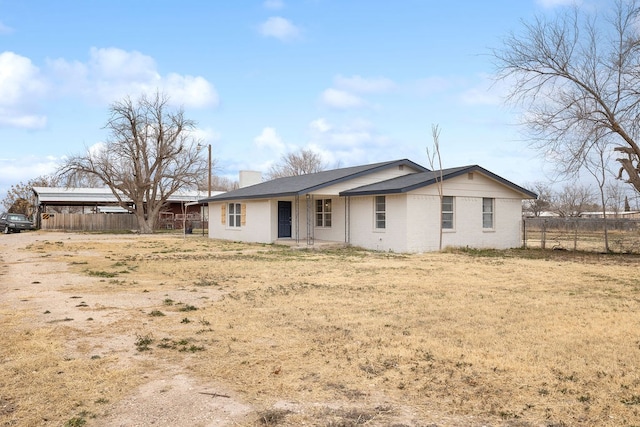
left=1, top=231, right=640, bottom=426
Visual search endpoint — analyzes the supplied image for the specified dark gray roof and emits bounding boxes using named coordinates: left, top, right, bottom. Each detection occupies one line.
left=340, top=165, right=537, bottom=198
left=200, top=159, right=429, bottom=202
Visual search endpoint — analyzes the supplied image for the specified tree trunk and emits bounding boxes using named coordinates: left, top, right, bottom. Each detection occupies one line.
left=135, top=212, right=153, bottom=234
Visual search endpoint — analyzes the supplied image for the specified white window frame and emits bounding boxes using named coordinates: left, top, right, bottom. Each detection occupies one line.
left=374, top=196, right=386, bottom=230
left=315, top=199, right=332, bottom=228
left=441, top=196, right=454, bottom=230
left=482, top=197, right=494, bottom=229
left=228, top=203, right=241, bottom=228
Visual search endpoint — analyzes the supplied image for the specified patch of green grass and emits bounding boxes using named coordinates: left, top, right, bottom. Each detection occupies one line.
left=64, top=411, right=94, bottom=427
left=149, top=310, right=165, bottom=317
left=134, top=333, right=153, bottom=351
left=179, top=304, right=198, bottom=312
left=257, top=409, right=291, bottom=426
left=86, top=270, right=117, bottom=278
left=194, top=278, right=218, bottom=287
left=622, top=395, right=640, bottom=405
left=180, top=344, right=205, bottom=353
left=156, top=337, right=204, bottom=352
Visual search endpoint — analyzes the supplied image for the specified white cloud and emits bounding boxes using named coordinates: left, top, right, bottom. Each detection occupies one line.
left=459, top=74, right=510, bottom=106
left=254, top=127, right=286, bottom=152
left=88, top=47, right=159, bottom=82
left=164, top=73, right=219, bottom=108
left=263, top=0, right=284, bottom=9
left=0, top=21, right=13, bottom=34
left=0, top=155, right=59, bottom=194
left=536, top=0, right=579, bottom=7
left=47, top=47, right=219, bottom=108
left=192, top=127, right=222, bottom=145
left=334, top=75, right=396, bottom=93
left=0, top=114, right=46, bottom=128
left=320, top=88, right=366, bottom=109
left=258, top=16, right=301, bottom=41
left=309, top=118, right=332, bottom=133
left=307, top=118, right=393, bottom=167
left=0, top=52, right=48, bottom=129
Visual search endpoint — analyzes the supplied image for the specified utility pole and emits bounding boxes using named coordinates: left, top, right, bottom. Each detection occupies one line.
left=208, top=144, right=212, bottom=197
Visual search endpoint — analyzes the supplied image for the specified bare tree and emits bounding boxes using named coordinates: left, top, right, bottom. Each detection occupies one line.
left=58, top=92, right=206, bottom=233
left=580, top=138, right=615, bottom=251
left=426, top=124, right=445, bottom=251
left=493, top=0, right=640, bottom=193
left=266, top=148, right=327, bottom=179
left=553, top=184, right=596, bottom=217
left=209, top=175, right=239, bottom=192
left=2, top=175, right=59, bottom=218
left=606, top=181, right=628, bottom=215
left=522, top=181, right=553, bottom=217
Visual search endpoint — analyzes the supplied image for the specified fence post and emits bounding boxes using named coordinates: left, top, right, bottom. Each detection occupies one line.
left=541, top=220, right=547, bottom=250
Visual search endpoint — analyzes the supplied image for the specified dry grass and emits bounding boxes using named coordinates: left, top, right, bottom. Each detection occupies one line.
left=2, top=233, right=640, bottom=426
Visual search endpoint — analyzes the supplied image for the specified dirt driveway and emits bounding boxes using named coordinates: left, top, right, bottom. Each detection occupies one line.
left=1, top=231, right=253, bottom=427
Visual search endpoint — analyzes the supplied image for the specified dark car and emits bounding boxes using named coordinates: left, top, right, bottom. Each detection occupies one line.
left=0, top=212, right=35, bottom=233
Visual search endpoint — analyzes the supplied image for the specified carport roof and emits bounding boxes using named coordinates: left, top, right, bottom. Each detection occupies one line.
left=32, top=187, right=217, bottom=205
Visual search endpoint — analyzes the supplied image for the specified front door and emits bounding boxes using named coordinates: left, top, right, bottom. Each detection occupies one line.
left=277, top=201, right=292, bottom=238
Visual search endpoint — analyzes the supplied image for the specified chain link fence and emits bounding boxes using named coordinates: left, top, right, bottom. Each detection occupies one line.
left=523, top=217, right=640, bottom=253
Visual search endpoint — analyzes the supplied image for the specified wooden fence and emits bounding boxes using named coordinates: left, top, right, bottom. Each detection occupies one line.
left=523, top=217, right=640, bottom=253
left=40, top=213, right=139, bottom=232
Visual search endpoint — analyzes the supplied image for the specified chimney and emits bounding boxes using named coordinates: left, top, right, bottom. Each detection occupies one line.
left=239, top=170, right=262, bottom=188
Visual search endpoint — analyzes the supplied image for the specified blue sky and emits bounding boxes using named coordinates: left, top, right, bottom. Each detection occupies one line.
left=0, top=0, right=581, bottom=196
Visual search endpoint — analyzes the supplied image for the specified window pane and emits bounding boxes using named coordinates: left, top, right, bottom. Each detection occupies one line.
left=325, top=214, right=331, bottom=227
left=228, top=203, right=242, bottom=227
left=442, top=213, right=453, bottom=229
left=325, top=199, right=332, bottom=212
left=442, top=196, right=453, bottom=229
left=482, top=198, right=493, bottom=228
left=375, top=196, right=386, bottom=229
left=442, top=196, right=453, bottom=211
left=316, top=213, right=323, bottom=227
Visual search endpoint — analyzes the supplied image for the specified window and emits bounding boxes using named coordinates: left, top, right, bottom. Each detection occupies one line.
left=441, top=196, right=454, bottom=229
left=375, top=196, right=386, bottom=229
left=228, top=203, right=241, bottom=227
left=315, top=199, right=332, bottom=227
left=482, top=198, right=494, bottom=229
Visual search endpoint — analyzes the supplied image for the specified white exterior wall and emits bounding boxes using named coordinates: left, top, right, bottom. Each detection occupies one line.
left=208, top=200, right=272, bottom=243
left=208, top=197, right=315, bottom=244
left=407, top=172, right=525, bottom=251
left=348, top=195, right=408, bottom=252
left=348, top=172, right=526, bottom=253
left=311, top=196, right=346, bottom=242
